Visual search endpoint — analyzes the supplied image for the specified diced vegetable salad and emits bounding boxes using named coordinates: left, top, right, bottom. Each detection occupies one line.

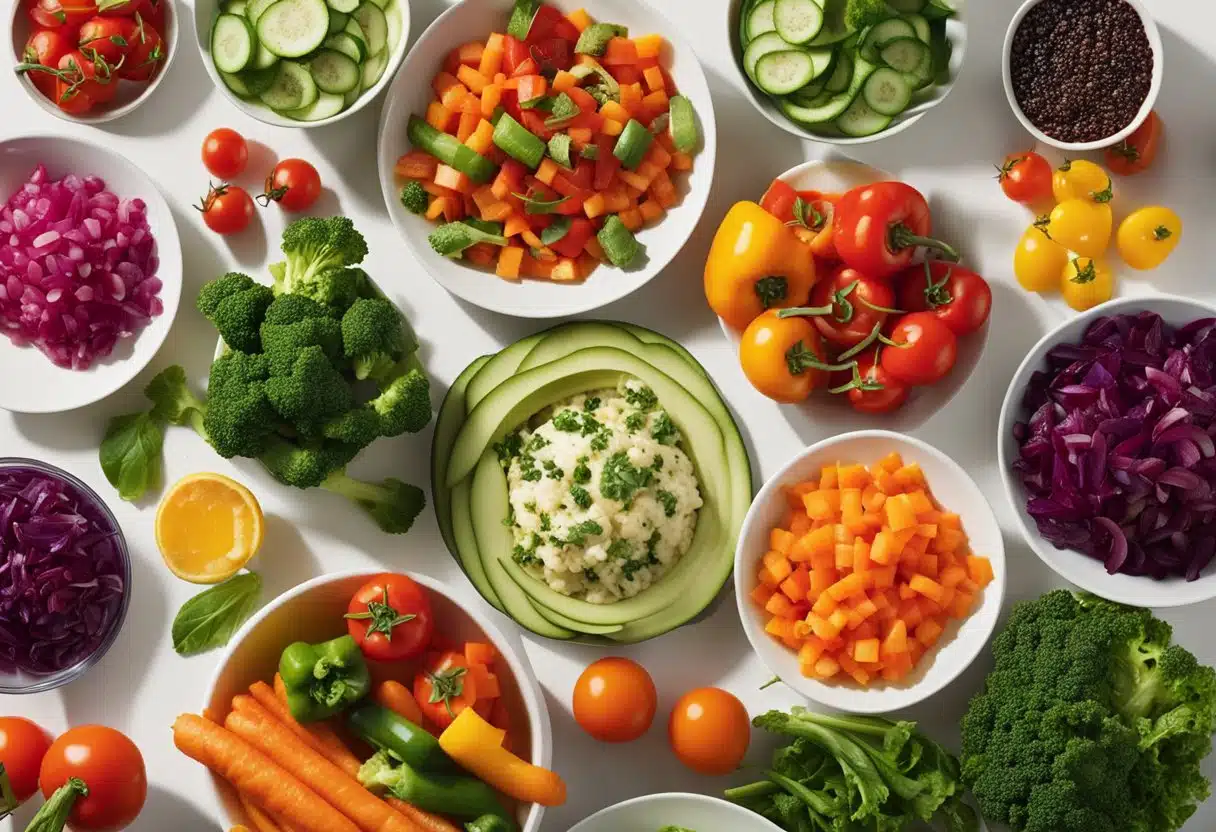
left=752, top=452, right=993, bottom=686
left=396, top=1, right=701, bottom=283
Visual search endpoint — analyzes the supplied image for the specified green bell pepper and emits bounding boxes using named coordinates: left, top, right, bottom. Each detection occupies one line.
left=347, top=702, right=456, bottom=773
left=279, top=635, right=371, bottom=723
left=466, top=815, right=513, bottom=832
left=358, top=751, right=515, bottom=829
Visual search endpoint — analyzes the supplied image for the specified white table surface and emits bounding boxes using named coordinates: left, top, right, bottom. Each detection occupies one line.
left=4, top=0, right=1216, bottom=829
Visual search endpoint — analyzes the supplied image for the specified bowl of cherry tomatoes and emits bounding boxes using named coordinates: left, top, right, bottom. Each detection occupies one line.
left=11, top=0, right=176, bottom=123
left=705, top=159, right=992, bottom=432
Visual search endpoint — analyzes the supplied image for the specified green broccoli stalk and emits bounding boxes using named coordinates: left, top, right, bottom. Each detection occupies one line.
left=341, top=298, right=416, bottom=383
left=320, top=472, right=426, bottom=536
left=400, top=180, right=429, bottom=214
left=196, top=272, right=275, bottom=353
left=272, top=217, right=370, bottom=309
left=428, top=221, right=509, bottom=258
left=845, top=0, right=891, bottom=30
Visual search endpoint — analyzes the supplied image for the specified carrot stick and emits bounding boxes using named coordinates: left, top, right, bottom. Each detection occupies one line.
left=384, top=797, right=460, bottom=832
left=373, top=681, right=427, bottom=728
left=240, top=793, right=282, bottom=832
left=172, top=714, right=360, bottom=832
left=251, top=680, right=363, bottom=779
left=225, top=701, right=422, bottom=832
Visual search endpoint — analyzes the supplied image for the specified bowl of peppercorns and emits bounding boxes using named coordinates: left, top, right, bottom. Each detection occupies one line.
left=1002, top=0, right=1162, bottom=151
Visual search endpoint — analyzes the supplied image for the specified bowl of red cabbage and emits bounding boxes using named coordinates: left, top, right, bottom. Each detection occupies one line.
left=999, top=294, right=1216, bottom=607
left=0, top=459, right=130, bottom=693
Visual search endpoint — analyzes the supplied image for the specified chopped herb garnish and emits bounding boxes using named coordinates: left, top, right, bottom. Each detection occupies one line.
left=657, top=489, right=677, bottom=517
left=651, top=455, right=665, bottom=472
left=542, top=459, right=564, bottom=480
left=646, top=530, right=662, bottom=563
left=564, top=520, right=603, bottom=547
left=552, top=409, right=581, bottom=432
left=525, top=433, right=550, bottom=452
left=607, top=539, right=633, bottom=561
left=624, top=384, right=659, bottom=411
left=651, top=412, right=678, bottom=445
left=539, top=513, right=551, bottom=531
left=580, top=413, right=603, bottom=436
left=570, top=485, right=593, bottom=509
left=600, top=451, right=653, bottom=505
left=584, top=396, right=601, bottom=411
left=493, top=432, right=523, bottom=464
left=573, top=460, right=591, bottom=484
left=625, top=411, right=646, bottom=432
left=521, top=468, right=542, bottom=482
left=590, top=430, right=611, bottom=452
left=524, top=500, right=538, bottom=513
left=583, top=567, right=600, bottom=583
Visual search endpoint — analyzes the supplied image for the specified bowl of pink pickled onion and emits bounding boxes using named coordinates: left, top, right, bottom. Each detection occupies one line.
left=0, top=135, right=181, bottom=413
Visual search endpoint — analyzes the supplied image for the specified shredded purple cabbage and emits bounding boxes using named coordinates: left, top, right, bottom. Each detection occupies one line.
left=0, top=466, right=126, bottom=675
left=1013, top=311, right=1216, bottom=581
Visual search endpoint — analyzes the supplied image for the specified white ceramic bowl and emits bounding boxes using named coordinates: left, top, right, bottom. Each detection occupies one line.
left=717, top=159, right=989, bottom=433
left=728, top=0, right=967, bottom=146
left=998, top=294, right=1216, bottom=607
left=202, top=569, right=553, bottom=832
left=569, top=792, right=783, bottom=832
left=0, top=135, right=182, bottom=413
left=195, top=0, right=410, bottom=127
left=1001, top=0, right=1162, bottom=151
left=735, top=430, right=1006, bottom=713
left=377, top=0, right=717, bottom=318
left=9, top=0, right=179, bottom=124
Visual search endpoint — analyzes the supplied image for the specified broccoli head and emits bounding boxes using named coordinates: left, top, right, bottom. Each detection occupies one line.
left=272, top=217, right=369, bottom=309
left=265, top=345, right=353, bottom=435
left=399, top=180, right=429, bottom=215
left=369, top=368, right=432, bottom=436
left=845, top=0, right=890, bottom=30
left=322, top=408, right=382, bottom=448
left=263, top=293, right=334, bottom=326
left=260, top=315, right=344, bottom=377
left=196, top=272, right=274, bottom=353
left=260, top=438, right=360, bottom=489
left=204, top=351, right=277, bottom=459
left=428, top=220, right=508, bottom=258
left=341, top=298, right=413, bottom=382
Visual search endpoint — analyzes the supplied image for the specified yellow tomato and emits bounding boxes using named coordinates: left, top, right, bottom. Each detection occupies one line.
left=739, top=310, right=832, bottom=403
left=1116, top=206, right=1182, bottom=271
left=1052, top=159, right=1112, bottom=204
left=1014, top=221, right=1070, bottom=293
left=1061, top=256, right=1115, bottom=311
left=1048, top=199, right=1113, bottom=258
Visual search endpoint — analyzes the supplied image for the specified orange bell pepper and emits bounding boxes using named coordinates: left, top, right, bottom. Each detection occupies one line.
left=438, top=708, right=567, bottom=807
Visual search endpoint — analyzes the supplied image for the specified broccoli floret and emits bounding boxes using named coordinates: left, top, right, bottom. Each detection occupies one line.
left=428, top=221, right=508, bottom=258
left=264, top=346, right=353, bottom=434
left=341, top=298, right=414, bottom=382
left=259, top=438, right=360, bottom=489
left=322, top=408, right=382, bottom=448
left=322, top=472, right=426, bottom=535
left=263, top=293, right=333, bottom=326
left=369, top=368, right=432, bottom=437
left=260, top=316, right=344, bottom=377
left=272, top=217, right=369, bottom=310
left=196, top=272, right=274, bottom=353
left=845, top=0, right=890, bottom=30
left=400, top=181, right=429, bottom=215
left=203, top=351, right=277, bottom=459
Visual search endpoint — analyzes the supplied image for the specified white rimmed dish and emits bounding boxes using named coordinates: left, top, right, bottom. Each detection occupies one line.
left=569, top=792, right=783, bottom=832
left=735, top=430, right=1006, bottom=713
left=194, top=0, right=410, bottom=127
left=1001, top=0, right=1162, bottom=152
left=717, top=159, right=989, bottom=433
left=728, top=0, right=967, bottom=146
left=0, top=135, right=182, bottom=414
left=377, top=0, right=717, bottom=319
left=10, top=0, right=179, bottom=124
left=202, top=569, right=553, bottom=832
left=998, top=294, right=1216, bottom=608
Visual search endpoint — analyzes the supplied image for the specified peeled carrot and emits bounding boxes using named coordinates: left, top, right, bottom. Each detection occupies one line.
left=385, top=797, right=460, bottom=832
left=240, top=794, right=282, bottom=832
left=374, top=680, right=427, bottom=728
left=173, top=714, right=361, bottom=832
left=246, top=681, right=363, bottom=779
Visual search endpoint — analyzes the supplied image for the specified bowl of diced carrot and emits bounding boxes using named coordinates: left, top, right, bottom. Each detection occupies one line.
left=735, top=430, right=1005, bottom=713
left=375, top=0, right=716, bottom=318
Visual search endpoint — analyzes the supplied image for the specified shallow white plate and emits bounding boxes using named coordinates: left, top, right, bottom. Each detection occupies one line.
left=0, top=136, right=182, bottom=414
left=569, top=792, right=782, bottom=832
left=377, top=0, right=717, bottom=318
left=735, top=430, right=1006, bottom=713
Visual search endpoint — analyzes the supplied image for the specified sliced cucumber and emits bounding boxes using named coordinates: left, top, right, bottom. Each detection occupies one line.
left=256, top=0, right=330, bottom=58
left=906, top=38, right=936, bottom=89
left=743, top=31, right=790, bottom=80
left=858, top=18, right=915, bottom=63
left=342, top=86, right=360, bottom=108
left=384, top=0, right=401, bottom=51
left=836, top=96, right=893, bottom=136
left=285, top=90, right=346, bottom=120
left=778, top=56, right=874, bottom=124
left=366, top=0, right=388, bottom=9
left=211, top=14, right=256, bottom=74
left=786, top=77, right=826, bottom=106
left=861, top=66, right=912, bottom=115
left=224, top=0, right=248, bottom=16
left=773, top=0, right=823, bottom=45
left=754, top=50, right=820, bottom=95
left=824, top=48, right=852, bottom=92
left=878, top=37, right=929, bottom=74
left=888, top=0, right=927, bottom=10
left=902, top=12, right=931, bottom=43
left=252, top=39, right=279, bottom=69
left=327, top=9, right=348, bottom=33
left=807, top=0, right=853, bottom=45
left=326, top=0, right=358, bottom=12
left=323, top=31, right=364, bottom=62
left=240, top=64, right=280, bottom=94
left=343, top=17, right=369, bottom=52
left=220, top=70, right=253, bottom=97
left=309, top=48, right=360, bottom=93
left=247, top=0, right=278, bottom=23
left=747, top=0, right=777, bottom=39
left=351, top=2, right=387, bottom=55
left=258, top=60, right=317, bottom=110
left=360, top=48, right=388, bottom=90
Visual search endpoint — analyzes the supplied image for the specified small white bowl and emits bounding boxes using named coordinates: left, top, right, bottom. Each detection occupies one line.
left=195, top=0, right=410, bottom=127
left=998, top=294, right=1216, bottom=608
left=1001, top=0, right=1163, bottom=152
left=569, top=792, right=783, bottom=832
left=728, top=0, right=967, bottom=146
left=717, top=158, right=989, bottom=434
left=735, top=430, right=1006, bottom=714
left=9, top=0, right=180, bottom=124
left=202, top=569, right=553, bottom=832
left=0, top=135, right=182, bottom=414
left=377, top=0, right=717, bottom=318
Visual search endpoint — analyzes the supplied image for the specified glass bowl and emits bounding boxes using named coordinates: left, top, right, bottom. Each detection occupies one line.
left=0, top=458, right=132, bottom=694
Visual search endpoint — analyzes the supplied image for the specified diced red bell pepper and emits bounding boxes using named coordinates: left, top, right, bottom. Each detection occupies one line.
left=529, top=36, right=572, bottom=71
left=503, top=34, right=530, bottom=74
left=565, top=86, right=597, bottom=112
left=594, top=135, right=620, bottom=191
left=511, top=57, right=540, bottom=78
left=527, top=212, right=554, bottom=231
left=498, top=159, right=528, bottom=194
left=759, top=178, right=799, bottom=223
left=554, top=195, right=587, bottom=216
left=520, top=110, right=552, bottom=139
left=567, top=110, right=604, bottom=132
left=613, top=65, right=641, bottom=84
left=552, top=18, right=581, bottom=43
left=527, top=6, right=579, bottom=44
left=569, top=160, right=595, bottom=191
left=552, top=218, right=596, bottom=258
left=501, top=88, right=523, bottom=122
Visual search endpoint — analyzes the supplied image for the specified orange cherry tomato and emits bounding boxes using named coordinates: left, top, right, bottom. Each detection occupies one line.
left=573, top=657, right=657, bottom=743
left=39, top=725, right=146, bottom=831
left=0, top=716, right=52, bottom=803
left=668, top=687, right=750, bottom=775
left=739, top=309, right=839, bottom=403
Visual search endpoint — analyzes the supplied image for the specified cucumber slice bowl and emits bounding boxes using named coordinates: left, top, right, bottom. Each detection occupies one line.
left=433, top=321, right=752, bottom=644
left=196, top=0, right=410, bottom=126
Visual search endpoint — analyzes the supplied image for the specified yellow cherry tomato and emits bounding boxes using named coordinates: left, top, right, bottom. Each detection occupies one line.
left=1052, top=159, right=1113, bottom=204
left=739, top=310, right=833, bottom=403
left=1048, top=199, right=1113, bottom=258
left=1014, top=220, right=1071, bottom=293
left=1061, top=256, right=1115, bottom=311
left=1116, top=206, right=1182, bottom=271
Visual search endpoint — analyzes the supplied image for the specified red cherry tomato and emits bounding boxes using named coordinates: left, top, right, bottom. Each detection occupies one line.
left=833, top=181, right=957, bottom=280
left=881, top=312, right=959, bottom=387
left=345, top=573, right=434, bottom=663
left=807, top=265, right=899, bottom=348
left=29, top=0, right=96, bottom=28
left=668, top=687, right=750, bottom=775
left=997, top=151, right=1053, bottom=205
left=44, top=50, right=119, bottom=114
left=414, top=651, right=477, bottom=730
left=77, top=15, right=134, bottom=63
left=201, top=128, right=248, bottom=179
left=843, top=350, right=911, bottom=414
left=573, top=657, right=657, bottom=743
left=261, top=158, right=322, bottom=212
left=898, top=261, right=992, bottom=336
left=0, top=717, right=52, bottom=803
left=196, top=183, right=254, bottom=235
left=39, top=725, right=146, bottom=832
left=21, top=28, right=77, bottom=99
left=1105, top=111, right=1163, bottom=177
left=118, top=16, right=163, bottom=81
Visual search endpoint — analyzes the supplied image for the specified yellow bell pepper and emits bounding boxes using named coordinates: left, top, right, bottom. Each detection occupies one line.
left=438, top=707, right=567, bottom=807
left=704, top=201, right=818, bottom=331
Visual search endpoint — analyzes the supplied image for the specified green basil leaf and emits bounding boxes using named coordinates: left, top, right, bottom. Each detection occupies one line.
left=99, top=411, right=165, bottom=502
left=172, top=572, right=263, bottom=656
left=519, top=95, right=554, bottom=111
left=512, top=192, right=571, bottom=214
left=540, top=217, right=573, bottom=246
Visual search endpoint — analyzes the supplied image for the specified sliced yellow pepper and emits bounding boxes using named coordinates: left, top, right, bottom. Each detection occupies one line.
left=438, top=707, right=567, bottom=807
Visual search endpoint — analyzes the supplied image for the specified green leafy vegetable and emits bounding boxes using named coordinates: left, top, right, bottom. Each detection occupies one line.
left=99, top=411, right=164, bottom=502
left=540, top=217, right=573, bottom=246
left=599, top=451, right=653, bottom=504
left=172, top=572, right=263, bottom=656
left=512, top=191, right=571, bottom=215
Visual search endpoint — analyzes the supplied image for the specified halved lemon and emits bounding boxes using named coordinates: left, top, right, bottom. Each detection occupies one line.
left=156, top=473, right=265, bottom=584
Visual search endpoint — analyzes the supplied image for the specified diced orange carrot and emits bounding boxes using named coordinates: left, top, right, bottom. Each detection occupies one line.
left=434, top=164, right=472, bottom=194
left=966, top=555, right=994, bottom=587
left=456, top=64, right=489, bottom=95
left=567, top=126, right=593, bottom=147
left=770, top=528, right=796, bottom=555
left=603, top=187, right=631, bottom=214
left=809, top=566, right=836, bottom=598
left=813, top=655, right=841, bottom=679
left=424, top=197, right=446, bottom=220
left=838, top=654, right=871, bottom=685
left=566, top=8, right=592, bottom=32
left=798, top=637, right=828, bottom=669
left=617, top=207, right=643, bottom=231
left=803, top=489, right=839, bottom=520
left=870, top=566, right=896, bottom=589
left=908, top=575, right=945, bottom=604
left=426, top=100, right=455, bottom=132
left=750, top=584, right=774, bottom=607
left=948, top=591, right=974, bottom=619
left=503, top=214, right=529, bottom=238
left=617, top=169, right=651, bottom=192
left=811, top=590, right=838, bottom=617
left=639, top=199, right=664, bottom=224
left=915, top=618, right=944, bottom=648
left=642, top=89, right=669, bottom=114
left=601, top=118, right=625, bottom=137
left=440, top=83, right=470, bottom=112
left=583, top=236, right=605, bottom=260
left=495, top=246, right=525, bottom=280
left=465, top=119, right=495, bottom=155
left=550, top=258, right=580, bottom=282
left=598, top=100, right=631, bottom=124
left=869, top=530, right=896, bottom=565
left=478, top=34, right=504, bottom=77
left=935, top=528, right=966, bottom=554
left=465, top=242, right=497, bottom=266
left=853, top=638, right=880, bottom=664
left=788, top=511, right=812, bottom=536
left=481, top=83, right=503, bottom=118
left=456, top=110, right=479, bottom=142
left=940, top=565, right=967, bottom=589
left=780, top=567, right=811, bottom=604
left=881, top=619, right=908, bottom=655
left=433, top=71, right=462, bottom=97
left=583, top=192, right=607, bottom=218
left=826, top=572, right=870, bottom=602
left=762, top=550, right=792, bottom=582
left=766, top=592, right=798, bottom=620
left=758, top=565, right=781, bottom=589
left=535, top=158, right=560, bottom=186
left=603, top=37, right=638, bottom=66
left=634, top=34, right=664, bottom=60
left=642, top=65, right=665, bottom=92
left=919, top=553, right=939, bottom=579
left=394, top=151, right=439, bottom=180
left=766, top=617, right=796, bottom=641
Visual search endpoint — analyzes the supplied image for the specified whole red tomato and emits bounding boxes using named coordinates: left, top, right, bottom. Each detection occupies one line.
left=28, top=0, right=96, bottom=28
left=196, top=183, right=253, bottom=234
left=881, top=312, right=958, bottom=387
left=997, top=151, right=1053, bottom=204
left=22, top=28, right=77, bottom=99
left=898, top=261, right=992, bottom=336
left=841, top=350, right=910, bottom=414
left=833, top=181, right=958, bottom=280
left=39, top=725, right=146, bottom=831
left=77, top=16, right=134, bottom=63
left=261, top=159, right=323, bottom=212
left=415, top=652, right=477, bottom=730
left=345, top=573, right=434, bottom=662
left=807, top=265, right=899, bottom=348
left=0, top=716, right=52, bottom=804
left=118, top=17, right=163, bottom=81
